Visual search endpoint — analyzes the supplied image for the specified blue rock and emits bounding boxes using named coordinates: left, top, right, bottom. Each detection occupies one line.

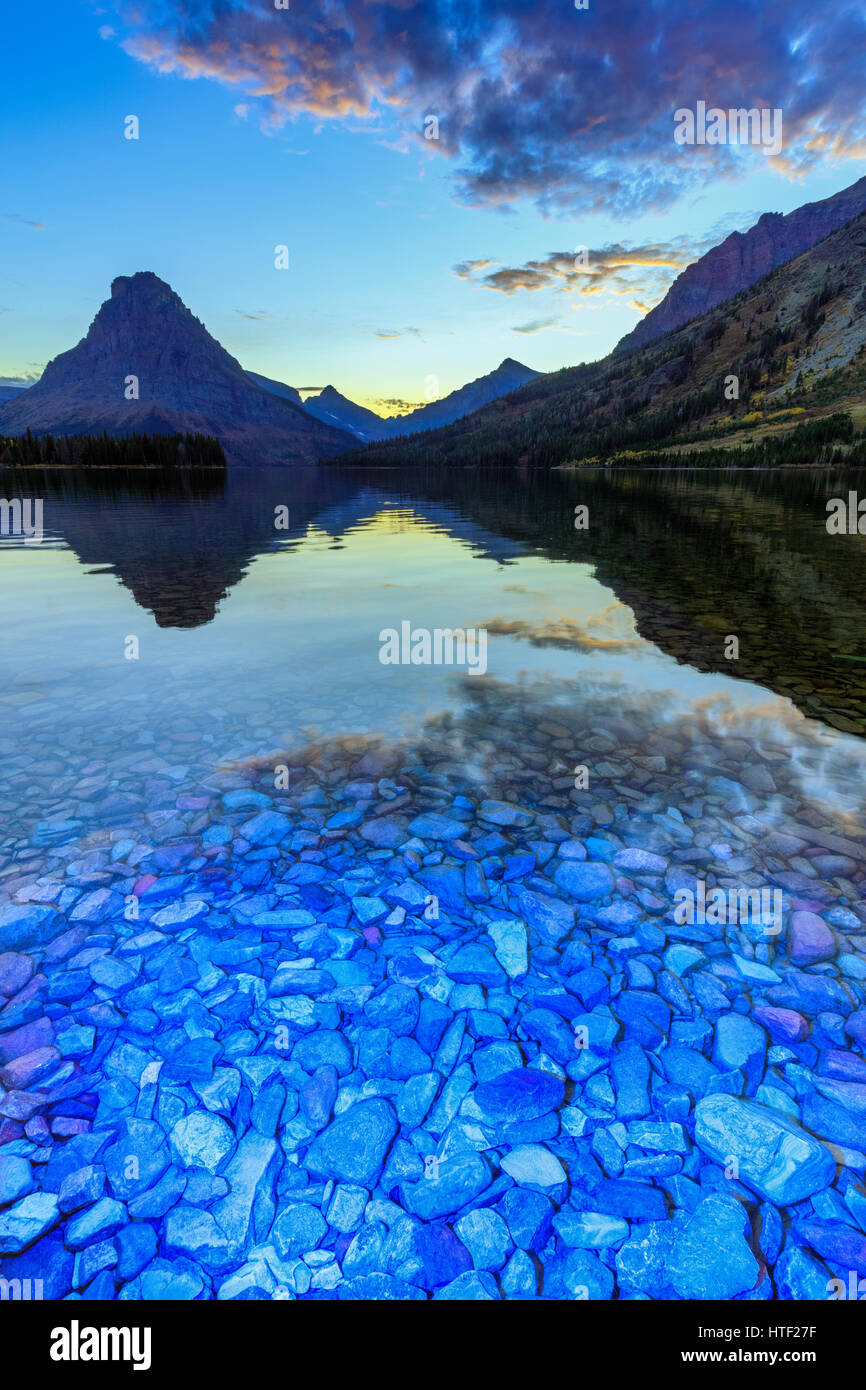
left=561, top=1248, right=615, bottom=1299
left=662, top=1045, right=719, bottom=1095
left=584, top=838, right=619, bottom=862
left=401, top=1153, right=492, bottom=1221
left=223, top=790, right=272, bottom=810
left=510, top=886, right=575, bottom=945
left=273, top=1203, right=328, bottom=1257
left=590, top=1179, right=668, bottom=1222
left=611, top=1041, right=651, bottom=1120
left=103, top=1119, right=171, bottom=1202
left=501, top=1247, right=538, bottom=1297
left=694, top=1095, right=837, bottom=1204
left=774, top=1244, right=834, bottom=1300
left=390, top=1036, right=431, bottom=1078
left=210, top=1131, right=280, bottom=1257
left=614, top=1220, right=676, bottom=1295
left=58, top=1165, right=105, bottom=1213
left=596, top=901, right=643, bottom=932
left=554, top=860, right=614, bottom=902
left=0, top=1191, right=61, bottom=1253
left=64, top=1197, right=126, bottom=1250
left=0, top=1155, right=34, bottom=1206
left=415, top=999, right=452, bottom=1054
left=0, top=1230, right=73, bottom=1299
left=666, top=1193, right=760, bottom=1299
left=415, top=1222, right=473, bottom=1286
left=553, top=1209, right=629, bottom=1248
left=795, top=1220, right=866, bottom=1275
left=293, top=1030, right=353, bottom=1076
left=352, top=895, right=389, bottom=926
left=408, top=813, right=468, bottom=841
left=0, top=904, right=61, bottom=951
left=487, top=919, right=528, bottom=979
left=127, top=1168, right=187, bottom=1221
left=164, top=1038, right=223, bottom=1084
left=497, top=1188, right=554, bottom=1251
left=139, top=1256, right=207, bottom=1300
left=447, top=943, right=506, bottom=989
left=365, top=983, right=419, bottom=1036
left=116, top=1222, right=158, bottom=1280
left=240, top=811, right=292, bottom=845
left=305, top=1099, right=398, bottom=1186
left=474, top=1067, right=564, bottom=1124
left=339, top=1273, right=427, bottom=1300
left=802, top=1094, right=866, bottom=1150
left=615, top=991, right=672, bottom=1048
left=397, top=1071, right=440, bottom=1127
left=325, top=1184, right=368, bottom=1234
left=713, top=1013, right=767, bottom=1087
left=433, top=1270, right=499, bottom=1300
left=299, top=1066, right=338, bottom=1128
left=465, top=861, right=490, bottom=903
left=454, top=1208, right=512, bottom=1271
left=418, top=864, right=468, bottom=913
left=170, top=1111, right=236, bottom=1172
left=521, top=1007, right=575, bottom=1064
left=501, top=1144, right=566, bottom=1192
left=163, top=1205, right=232, bottom=1272
left=342, top=1221, right=386, bottom=1277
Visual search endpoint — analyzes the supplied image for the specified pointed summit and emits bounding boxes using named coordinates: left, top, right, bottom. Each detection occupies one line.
left=0, top=273, right=353, bottom=465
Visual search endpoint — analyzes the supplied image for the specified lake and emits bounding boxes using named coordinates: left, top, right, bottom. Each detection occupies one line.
left=1, top=463, right=865, bottom=1302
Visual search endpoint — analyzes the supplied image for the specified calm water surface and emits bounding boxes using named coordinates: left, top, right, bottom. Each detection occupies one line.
left=1, top=464, right=865, bottom=849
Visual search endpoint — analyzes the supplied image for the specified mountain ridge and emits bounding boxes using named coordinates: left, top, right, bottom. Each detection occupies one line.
left=616, top=174, right=866, bottom=355
left=337, top=206, right=866, bottom=468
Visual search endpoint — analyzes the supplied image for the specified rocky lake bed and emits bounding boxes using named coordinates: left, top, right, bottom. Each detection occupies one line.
left=2, top=676, right=866, bottom=1303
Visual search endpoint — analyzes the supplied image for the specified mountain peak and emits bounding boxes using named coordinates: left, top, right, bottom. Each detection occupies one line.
left=0, top=272, right=353, bottom=464
left=497, top=357, right=530, bottom=371
left=108, top=271, right=186, bottom=309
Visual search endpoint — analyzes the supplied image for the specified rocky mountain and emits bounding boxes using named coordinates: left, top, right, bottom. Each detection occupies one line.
left=616, top=174, right=866, bottom=355
left=301, top=385, right=391, bottom=442
left=0, top=273, right=353, bottom=465
left=343, top=207, right=866, bottom=469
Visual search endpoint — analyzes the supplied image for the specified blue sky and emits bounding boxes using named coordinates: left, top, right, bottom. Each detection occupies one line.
left=2, top=0, right=865, bottom=413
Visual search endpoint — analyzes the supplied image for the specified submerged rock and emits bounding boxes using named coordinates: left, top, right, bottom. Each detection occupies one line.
left=694, top=1095, right=836, bottom=1205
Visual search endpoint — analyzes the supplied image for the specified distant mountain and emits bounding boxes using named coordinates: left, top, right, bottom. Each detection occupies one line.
left=343, top=206, right=866, bottom=468
left=616, top=174, right=866, bottom=354
left=244, top=371, right=304, bottom=407
left=302, top=386, right=391, bottom=442
left=0, top=273, right=353, bottom=465
left=0, top=383, right=30, bottom=405
left=255, top=357, right=541, bottom=443
left=392, top=358, right=540, bottom=435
